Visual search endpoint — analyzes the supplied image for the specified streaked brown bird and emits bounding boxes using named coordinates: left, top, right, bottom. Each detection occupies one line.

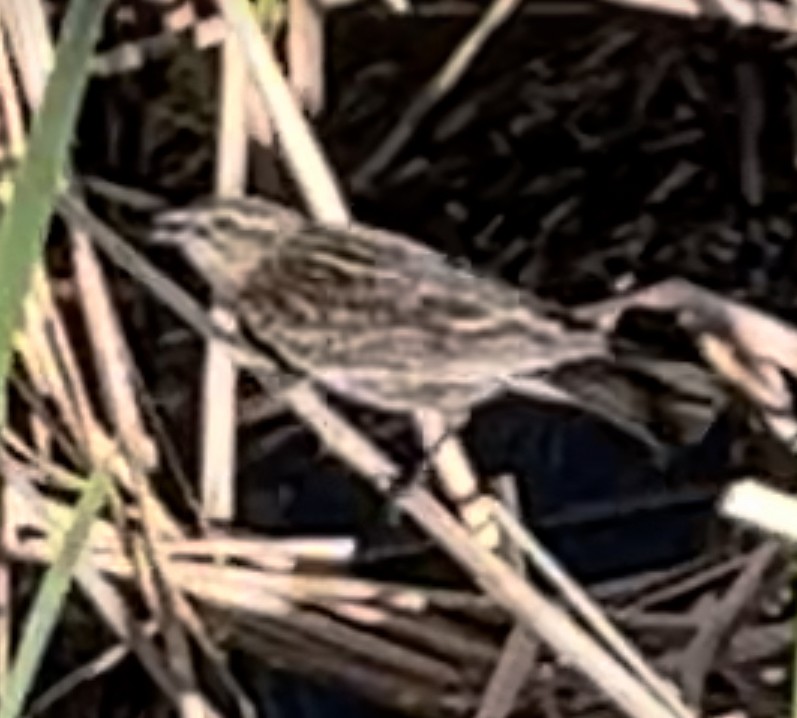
left=149, top=196, right=660, bottom=443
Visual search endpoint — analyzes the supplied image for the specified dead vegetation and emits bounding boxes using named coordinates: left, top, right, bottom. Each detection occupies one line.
left=1, top=1, right=797, bottom=717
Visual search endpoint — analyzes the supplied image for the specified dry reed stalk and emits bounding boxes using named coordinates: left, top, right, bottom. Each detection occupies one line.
left=476, top=628, right=539, bottom=718
left=604, top=0, right=797, bottom=31
left=722, top=479, right=797, bottom=545
left=415, top=409, right=500, bottom=548
left=351, top=0, right=524, bottom=188
left=163, top=0, right=199, bottom=34
left=475, top=475, right=537, bottom=718
left=0, top=0, right=51, bottom=107
left=199, top=27, right=250, bottom=522
left=325, top=600, right=500, bottom=667
left=678, top=542, right=779, bottom=706
left=70, top=225, right=158, bottom=471
left=287, top=0, right=325, bottom=115
left=159, top=535, right=356, bottom=567
left=218, top=0, right=348, bottom=221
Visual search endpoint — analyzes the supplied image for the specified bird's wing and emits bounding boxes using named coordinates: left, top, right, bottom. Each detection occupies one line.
left=241, top=219, right=598, bottom=348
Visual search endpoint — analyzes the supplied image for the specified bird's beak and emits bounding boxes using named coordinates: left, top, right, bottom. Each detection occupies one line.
left=148, top=210, right=196, bottom=248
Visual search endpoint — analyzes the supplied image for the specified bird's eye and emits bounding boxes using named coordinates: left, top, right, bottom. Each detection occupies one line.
left=214, top=216, right=239, bottom=234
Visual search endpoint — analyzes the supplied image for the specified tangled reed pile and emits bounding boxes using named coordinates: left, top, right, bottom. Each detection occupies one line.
left=2, top=1, right=797, bottom=717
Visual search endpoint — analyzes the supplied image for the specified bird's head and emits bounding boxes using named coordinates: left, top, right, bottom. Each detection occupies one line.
left=149, top=196, right=305, bottom=297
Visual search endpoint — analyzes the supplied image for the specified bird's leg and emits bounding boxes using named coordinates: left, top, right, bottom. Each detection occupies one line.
left=381, top=460, right=433, bottom=529
left=385, top=425, right=456, bottom=502
left=381, top=417, right=493, bottom=542
left=246, top=364, right=317, bottom=425
left=414, top=408, right=501, bottom=549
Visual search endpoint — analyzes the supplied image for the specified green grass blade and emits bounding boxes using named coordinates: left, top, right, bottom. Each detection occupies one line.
left=0, top=0, right=113, bottom=423
left=0, top=1, right=115, bottom=712
left=792, top=555, right=797, bottom=718
left=0, top=471, right=111, bottom=718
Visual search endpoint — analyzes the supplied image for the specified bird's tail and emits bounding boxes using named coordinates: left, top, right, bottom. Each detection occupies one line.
left=510, top=356, right=726, bottom=459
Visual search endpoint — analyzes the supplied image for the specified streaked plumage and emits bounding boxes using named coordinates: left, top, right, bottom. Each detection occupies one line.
left=150, top=197, right=614, bottom=421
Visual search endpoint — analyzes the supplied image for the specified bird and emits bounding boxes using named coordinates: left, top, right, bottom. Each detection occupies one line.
left=148, top=196, right=680, bottom=457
